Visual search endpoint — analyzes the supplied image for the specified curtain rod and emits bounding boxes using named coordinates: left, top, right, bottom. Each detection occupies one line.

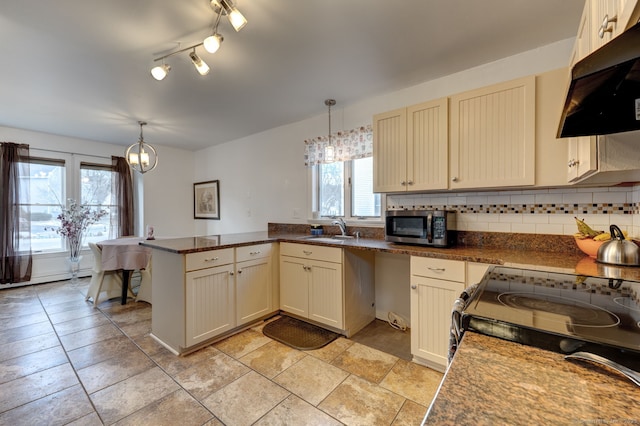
left=29, top=147, right=114, bottom=160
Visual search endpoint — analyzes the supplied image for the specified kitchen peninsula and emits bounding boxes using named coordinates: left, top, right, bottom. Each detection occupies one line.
left=141, top=228, right=640, bottom=355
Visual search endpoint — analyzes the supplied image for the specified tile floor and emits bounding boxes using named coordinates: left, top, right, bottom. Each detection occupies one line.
left=0, top=278, right=444, bottom=425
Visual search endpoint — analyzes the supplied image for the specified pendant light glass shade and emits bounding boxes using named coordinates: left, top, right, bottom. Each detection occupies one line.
left=324, top=99, right=336, bottom=163
left=125, top=122, right=158, bottom=174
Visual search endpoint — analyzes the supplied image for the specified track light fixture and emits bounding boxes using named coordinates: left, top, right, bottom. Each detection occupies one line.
left=125, top=121, right=158, bottom=174
left=149, top=0, right=246, bottom=81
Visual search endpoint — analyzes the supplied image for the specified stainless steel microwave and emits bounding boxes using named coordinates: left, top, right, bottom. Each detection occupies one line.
left=385, top=210, right=455, bottom=247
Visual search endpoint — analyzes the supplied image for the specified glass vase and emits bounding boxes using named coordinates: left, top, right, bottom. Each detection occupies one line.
left=68, top=256, right=82, bottom=285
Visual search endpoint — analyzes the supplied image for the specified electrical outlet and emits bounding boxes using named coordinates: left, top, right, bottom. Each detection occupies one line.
left=293, top=208, right=301, bottom=218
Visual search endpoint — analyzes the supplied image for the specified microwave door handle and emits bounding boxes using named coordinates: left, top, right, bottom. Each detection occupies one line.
left=427, top=212, right=433, bottom=243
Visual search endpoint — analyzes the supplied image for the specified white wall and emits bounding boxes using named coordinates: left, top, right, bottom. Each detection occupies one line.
left=0, top=125, right=195, bottom=285
left=193, top=39, right=576, bottom=234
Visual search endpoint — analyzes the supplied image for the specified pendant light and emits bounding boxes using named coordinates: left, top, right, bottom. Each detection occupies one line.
left=324, top=99, right=336, bottom=163
left=125, top=121, right=158, bottom=174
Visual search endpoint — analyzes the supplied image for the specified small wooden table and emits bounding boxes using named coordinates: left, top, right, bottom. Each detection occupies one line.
left=97, top=237, right=152, bottom=304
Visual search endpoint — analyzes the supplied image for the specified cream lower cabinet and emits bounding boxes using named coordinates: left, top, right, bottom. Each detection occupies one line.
left=151, top=244, right=277, bottom=355
left=280, top=243, right=343, bottom=329
left=185, top=261, right=235, bottom=346
left=410, top=258, right=490, bottom=372
left=280, top=243, right=375, bottom=336
left=236, top=243, right=274, bottom=326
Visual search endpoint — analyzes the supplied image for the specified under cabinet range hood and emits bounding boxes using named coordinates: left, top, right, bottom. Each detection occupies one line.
left=558, top=21, right=640, bottom=138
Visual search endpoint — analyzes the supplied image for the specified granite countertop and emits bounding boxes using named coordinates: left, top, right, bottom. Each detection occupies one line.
left=140, top=231, right=640, bottom=281
left=424, top=332, right=640, bottom=425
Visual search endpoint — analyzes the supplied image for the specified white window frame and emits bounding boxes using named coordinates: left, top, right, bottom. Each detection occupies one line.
left=309, top=159, right=384, bottom=226
left=26, top=149, right=116, bottom=256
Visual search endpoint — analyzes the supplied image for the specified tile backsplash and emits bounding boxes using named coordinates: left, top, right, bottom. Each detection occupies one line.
left=387, top=184, right=640, bottom=237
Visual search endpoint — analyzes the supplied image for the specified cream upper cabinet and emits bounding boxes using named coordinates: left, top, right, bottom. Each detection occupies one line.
left=373, top=98, right=448, bottom=193
left=567, top=136, right=598, bottom=182
left=449, top=76, right=536, bottom=189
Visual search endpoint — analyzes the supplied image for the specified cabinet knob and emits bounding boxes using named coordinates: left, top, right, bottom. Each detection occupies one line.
left=229, top=271, right=234, bottom=276
left=401, top=181, right=407, bottom=186
left=598, top=14, right=617, bottom=39
left=411, top=285, right=417, bottom=290
left=237, top=269, right=243, bottom=274
left=568, top=159, right=580, bottom=168
left=407, top=180, right=414, bottom=186
left=451, top=177, right=458, bottom=182
left=204, top=257, right=219, bottom=262
left=249, top=251, right=261, bottom=255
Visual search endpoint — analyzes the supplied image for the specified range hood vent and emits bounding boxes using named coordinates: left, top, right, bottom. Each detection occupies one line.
left=558, top=20, right=640, bottom=138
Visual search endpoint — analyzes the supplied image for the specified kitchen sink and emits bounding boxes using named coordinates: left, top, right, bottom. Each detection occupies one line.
left=298, top=235, right=349, bottom=243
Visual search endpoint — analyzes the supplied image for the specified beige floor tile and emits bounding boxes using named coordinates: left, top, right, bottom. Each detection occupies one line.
left=0, top=331, right=60, bottom=362
left=131, top=333, right=166, bottom=357
left=274, top=355, right=349, bottom=406
left=214, top=327, right=272, bottom=358
left=114, top=389, right=214, bottom=426
left=254, top=394, right=343, bottom=426
left=53, top=312, right=112, bottom=336
left=0, top=310, right=48, bottom=330
left=203, top=370, right=290, bottom=425
left=392, top=400, right=428, bottom=425
left=0, top=384, right=94, bottom=425
left=379, top=359, right=443, bottom=407
left=67, top=335, right=139, bottom=370
left=173, top=351, right=250, bottom=400
left=90, top=366, right=180, bottom=424
left=48, top=305, right=101, bottom=325
left=0, top=320, right=55, bottom=345
left=77, top=348, right=154, bottom=394
left=58, top=323, right=124, bottom=351
left=150, top=344, right=221, bottom=376
left=0, top=345, right=68, bottom=384
left=0, top=363, right=79, bottom=412
left=306, top=337, right=353, bottom=363
left=118, top=318, right=152, bottom=338
left=331, top=342, right=399, bottom=384
left=239, top=340, right=306, bottom=379
left=319, top=374, right=405, bottom=425
left=66, top=411, right=103, bottom=425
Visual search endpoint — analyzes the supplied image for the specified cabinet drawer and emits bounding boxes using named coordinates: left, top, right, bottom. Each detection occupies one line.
left=410, top=256, right=465, bottom=282
left=185, top=248, right=234, bottom=272
left=280, top=242, right=342, bottom=263
left=236, top=243, right=272, bottom=262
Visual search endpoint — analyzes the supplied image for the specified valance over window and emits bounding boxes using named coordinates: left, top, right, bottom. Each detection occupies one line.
left=304, top=124, right=372, bottom=166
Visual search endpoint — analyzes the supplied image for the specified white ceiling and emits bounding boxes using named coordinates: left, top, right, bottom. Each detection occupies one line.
left=0, top=0, right=584, bottom=151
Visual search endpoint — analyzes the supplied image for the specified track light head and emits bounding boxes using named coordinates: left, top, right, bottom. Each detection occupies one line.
left=189, top=50, right=210, bottom=75
left=150, top=64, right=171, bottom=81
left=210, top=0, right=247, bottom=32
left=203, top=33, right=224, bottom=54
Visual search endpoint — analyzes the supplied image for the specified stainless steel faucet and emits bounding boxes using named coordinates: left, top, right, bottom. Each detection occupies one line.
left=332, top=218, right=347, bottom=236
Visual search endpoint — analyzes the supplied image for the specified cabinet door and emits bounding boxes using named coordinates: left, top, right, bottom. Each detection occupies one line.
left=279, top=256, right=309, bottom=317
left=590, top=0, right=621, bottom=51
left=407, top=98, right=449, bottom=191
left=567, top=136, right=597, bottom=182
left=410, top=275, right=464, bottom=369
left=373, top=108, right=407, bottom=192
left=308, top=259, right=343, bottom=329
left=185, top=264, right=235, bottom=346
left=449, top=76, right=535, bottom=189
left=236, top=257, right=272, bottom=326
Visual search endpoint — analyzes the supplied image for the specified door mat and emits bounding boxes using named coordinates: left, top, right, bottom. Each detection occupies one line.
left=263, top=316, right=339, bottom=350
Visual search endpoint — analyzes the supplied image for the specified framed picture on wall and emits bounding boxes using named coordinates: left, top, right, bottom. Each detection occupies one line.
left=194, top=180, right=220, bottom=220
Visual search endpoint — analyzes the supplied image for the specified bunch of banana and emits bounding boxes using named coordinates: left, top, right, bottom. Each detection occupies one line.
left=574, top=217, right=603, bottom=239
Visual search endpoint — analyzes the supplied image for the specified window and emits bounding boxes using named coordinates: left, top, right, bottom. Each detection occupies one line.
left=18, top=153, right=119, bottom=254
left=19, top=158, right=65, bottom=253
left=317, top=157, right=381, bottom=220
left=80, top=163, right=117, bottom=245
